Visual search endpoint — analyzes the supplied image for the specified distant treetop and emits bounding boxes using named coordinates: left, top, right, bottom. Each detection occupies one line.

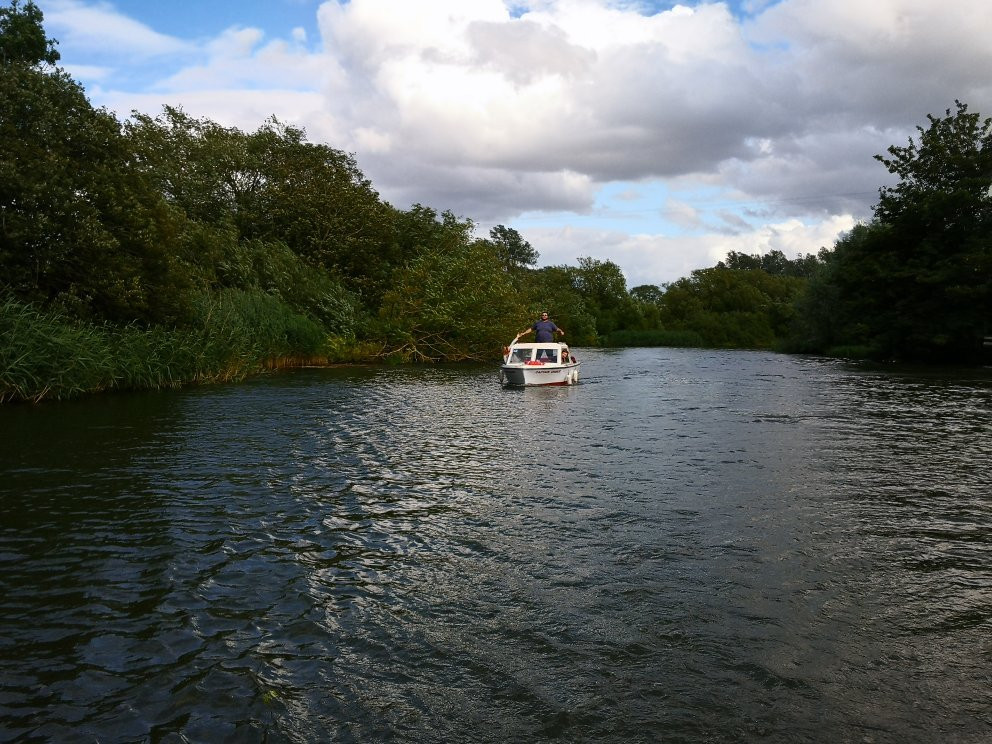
left=0, top=0, right=59, bottom=66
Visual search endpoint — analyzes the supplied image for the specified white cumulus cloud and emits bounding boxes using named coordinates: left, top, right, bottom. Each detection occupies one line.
left=35, top=0, right=992, bottom=284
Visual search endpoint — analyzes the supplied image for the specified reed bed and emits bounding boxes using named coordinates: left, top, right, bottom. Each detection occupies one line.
left=1, top=291, right=337, bottom=404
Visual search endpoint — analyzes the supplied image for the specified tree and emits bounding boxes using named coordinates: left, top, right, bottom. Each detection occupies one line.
left=378, top=235, right=525, bottom=361
left=0, top=0, right=58, bottom=66
left=236, top=117, right=394, bottom=296
left=629, top=284, right=665, bottom=305
left=522, top=266, right=598, bottom=345
left=719, top=249, right=824, bottom=278
left=658, top=267, right=806, bottom=348
left=216, top=239, right=360, bottom=337
left=1, top=43, right=189, bottom=323
left=875, top=101, right=992, bottom=223
left=488, top=224, right=538, bottom=270
left=570, top=257, right=634, bottom=336
left=798, top=102, right=992, bottom=361
left=126, top=108, right=395, bottom=305
left=719, top=251, right=763, bottom=272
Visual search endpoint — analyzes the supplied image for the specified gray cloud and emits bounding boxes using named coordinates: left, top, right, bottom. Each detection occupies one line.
left=40, top=0, right=992, bottom=282
left=467, top=19, right=595, bottom=85
left=319, top=0, right=992, bottom=222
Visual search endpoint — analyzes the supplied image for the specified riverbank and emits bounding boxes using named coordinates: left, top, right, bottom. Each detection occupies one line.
left=6, top=294, right=988, bottom=406
left=0, top=295, right=388, bottom=405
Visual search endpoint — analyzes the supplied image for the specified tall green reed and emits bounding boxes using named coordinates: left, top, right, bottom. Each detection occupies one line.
left=1, top=291, right=331, bottom=403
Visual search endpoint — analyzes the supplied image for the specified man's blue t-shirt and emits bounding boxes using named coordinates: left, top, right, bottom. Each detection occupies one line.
left=532, top=320, right=559, bottom=342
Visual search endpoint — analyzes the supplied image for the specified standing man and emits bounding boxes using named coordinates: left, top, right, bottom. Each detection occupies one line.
left=517, top=311, right=564, bottom=342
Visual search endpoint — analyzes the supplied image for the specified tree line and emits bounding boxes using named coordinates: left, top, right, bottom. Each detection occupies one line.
left=2, top=1, right=989, bottom=402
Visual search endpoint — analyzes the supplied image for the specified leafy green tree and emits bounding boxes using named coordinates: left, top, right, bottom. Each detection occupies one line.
left=719, top=251, right=763, bottom=272
left=719, top=249, right=824, bottom=278
left=488, top=224, right=538, bottom=271
left=378, top=235, right=525, bottom=361
left=797, top=102, right=992, bottom=361
left=659, top=267, right=805, bottom=348
left=126, top=108, right=395, bottom=305
left=388, top=204, right=474, bottom=257
left=0, top=0, right=58, bottom=65
left=377, top=204, right=488, bottom=314
left=624, top=290, right=663, bottom=333
left=1, top=13, right=188, bottom=323
left=216, top=239, right=360, bottom=337
left=569, top=256, right=635, bottom=336
left=788, top=230, right=864, bottom=355
left=629, top=284, right=666, bottom=305
left=785, top=252, right=828, bottom=279
left=126, top=108, right=243, bottom=229
left=875, top=101, right=992, bottom=223
left=235, top=118, right=395, bottom=299
left=520, top=266, right=597, bottom=345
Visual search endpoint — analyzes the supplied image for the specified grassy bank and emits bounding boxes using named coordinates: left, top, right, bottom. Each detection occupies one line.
left=0, top=293, right=373, bottom=404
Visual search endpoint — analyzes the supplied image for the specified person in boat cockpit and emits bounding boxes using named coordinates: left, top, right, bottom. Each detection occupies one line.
left=517, top=312, right=565, bottom=344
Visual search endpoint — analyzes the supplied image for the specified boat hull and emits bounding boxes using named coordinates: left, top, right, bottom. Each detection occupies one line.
left=500, top=362, right=580, bottom=386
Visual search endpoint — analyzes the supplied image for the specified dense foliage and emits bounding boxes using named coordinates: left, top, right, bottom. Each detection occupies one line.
left=612, top=251, right=820, bottom=350
left=790, top=102, right=992, bottom=362
left=2, top=2, right=989, bottom=402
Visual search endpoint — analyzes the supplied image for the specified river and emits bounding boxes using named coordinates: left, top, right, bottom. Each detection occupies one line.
left=1, top=348, right=990, bottom=742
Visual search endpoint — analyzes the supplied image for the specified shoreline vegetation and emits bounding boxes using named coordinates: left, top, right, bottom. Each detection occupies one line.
left=2, top=2, right=990, bottom=404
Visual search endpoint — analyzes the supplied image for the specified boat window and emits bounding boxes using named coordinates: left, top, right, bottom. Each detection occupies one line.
left=536, top=349, right=557, bottom=362
left=511, top=348, right=531, bottom=363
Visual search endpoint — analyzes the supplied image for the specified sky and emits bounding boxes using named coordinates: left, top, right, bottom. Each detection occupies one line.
left=33, top=0, right=992, bottom=287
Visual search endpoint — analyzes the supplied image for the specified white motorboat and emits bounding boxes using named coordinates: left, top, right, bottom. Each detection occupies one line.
left=499, top=339, right=580, bottom=386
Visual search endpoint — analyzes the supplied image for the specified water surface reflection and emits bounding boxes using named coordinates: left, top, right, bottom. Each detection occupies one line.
left=1, top=350, right=990, bottom=742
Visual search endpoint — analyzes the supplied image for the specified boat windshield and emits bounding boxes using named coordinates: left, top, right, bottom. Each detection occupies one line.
left=509, top=347, right=564, bottom=363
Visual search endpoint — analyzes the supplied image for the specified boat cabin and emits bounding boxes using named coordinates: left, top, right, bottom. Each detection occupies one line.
left=506, top=343, right=572, bottom=365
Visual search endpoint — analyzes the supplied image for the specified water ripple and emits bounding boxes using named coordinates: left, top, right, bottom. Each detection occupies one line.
left=1, top=352, right=991, bottom=741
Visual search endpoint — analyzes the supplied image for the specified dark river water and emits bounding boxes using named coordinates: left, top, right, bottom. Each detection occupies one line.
left=2, top=348, right=991, bottom=743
